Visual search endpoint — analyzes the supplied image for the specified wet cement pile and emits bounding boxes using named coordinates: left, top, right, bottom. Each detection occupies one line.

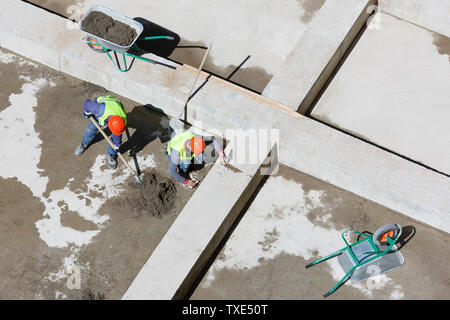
left=81, top=11, right=137, bottom=46
left=115, top=170, right=177, bottom=218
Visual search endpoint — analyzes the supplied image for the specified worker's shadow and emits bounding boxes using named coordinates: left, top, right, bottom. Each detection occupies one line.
left=119, top=104, right=173, bottom=156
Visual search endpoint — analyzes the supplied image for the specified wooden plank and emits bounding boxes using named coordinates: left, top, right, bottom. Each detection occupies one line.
left=181, top=64, right=303, bottom=119
left=179, top=45, right=212, bottom=118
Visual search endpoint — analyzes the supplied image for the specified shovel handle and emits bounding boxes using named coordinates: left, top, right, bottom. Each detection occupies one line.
left=89, top=117, right=137, bottom=175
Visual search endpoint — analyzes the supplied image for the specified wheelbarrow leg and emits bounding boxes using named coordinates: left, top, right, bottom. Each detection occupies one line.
left=323, top=265, right=357, bottom=298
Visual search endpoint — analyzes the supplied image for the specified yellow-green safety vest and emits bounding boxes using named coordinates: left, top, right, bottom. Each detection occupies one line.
left=167, top=131, right=195, bottom=160
left=97, top=95, right=127, bottom=127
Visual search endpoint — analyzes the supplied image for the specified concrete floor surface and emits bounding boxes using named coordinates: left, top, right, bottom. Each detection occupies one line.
left=192, top=165, right=450, bottom=300
left=0, top=49, right=212, bottom=299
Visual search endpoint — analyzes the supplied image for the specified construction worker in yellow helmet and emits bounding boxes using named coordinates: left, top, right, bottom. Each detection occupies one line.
left=166, top=131, right=229, bottom=188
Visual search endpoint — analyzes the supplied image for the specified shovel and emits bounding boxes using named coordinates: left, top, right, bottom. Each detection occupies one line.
left=89, top=117, right=143, bottom=185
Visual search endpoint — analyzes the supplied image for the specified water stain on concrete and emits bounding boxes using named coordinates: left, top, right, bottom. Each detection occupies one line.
left=298, top=0, right=326, bottom=24
left=431, top=32, right=450, bottom=62
left=169, top=39, right=273, bottom=92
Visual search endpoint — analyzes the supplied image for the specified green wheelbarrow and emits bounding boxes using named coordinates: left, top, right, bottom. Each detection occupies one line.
left=79, top=5, right=177, bottom=72
left=305, top=224, right=404, bottom=297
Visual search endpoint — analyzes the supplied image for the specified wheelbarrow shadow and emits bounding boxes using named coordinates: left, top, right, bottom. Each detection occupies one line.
left=131, top=17, right=180, bottom=58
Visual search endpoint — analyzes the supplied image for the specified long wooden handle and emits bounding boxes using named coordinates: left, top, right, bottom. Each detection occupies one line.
left=181, top=44, right=212, bottom=111
left=89, top=117, right=137, bottom=175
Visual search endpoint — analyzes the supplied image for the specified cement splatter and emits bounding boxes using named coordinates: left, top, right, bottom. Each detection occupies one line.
left=298, top=0, right=326, bottom=23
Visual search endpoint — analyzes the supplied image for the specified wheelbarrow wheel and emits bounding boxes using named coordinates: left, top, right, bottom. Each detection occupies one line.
left=373, top=224, right=400, bottom=246
left=84, top=37, right=106, bottom=54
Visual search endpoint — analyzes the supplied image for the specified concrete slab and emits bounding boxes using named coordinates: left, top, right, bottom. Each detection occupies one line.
left=192, top=164, right=450, bottom=299
left=0, top=48, right=212, bottom=299
left=28, top=0, right=327, bottom=93
left=123, top=142, right=275, bottom=299
left=262, top=0, right=374, bottom=112
left=379, top=0, right=450, bottom=38
left=311, top=13, right=450, bottom=175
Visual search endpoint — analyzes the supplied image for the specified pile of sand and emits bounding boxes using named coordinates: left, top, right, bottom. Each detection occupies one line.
left=116, top=170, right=177, bottom=217
left=81, top=11, right=137, bottom=47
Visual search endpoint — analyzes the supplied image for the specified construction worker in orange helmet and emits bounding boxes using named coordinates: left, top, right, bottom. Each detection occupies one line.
left=74, top=95, right=127, bottom=170
left=166, top=131, right=229, bottom=189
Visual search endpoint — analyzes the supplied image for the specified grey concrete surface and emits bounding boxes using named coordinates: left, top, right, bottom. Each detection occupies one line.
left=192, top=164, right=450, bottom=300
left=379, top=0, right=450, bottom=37
left=0, top=48, right=212, bottom=299
left=311, top=13, right=450, bottom=175
left=2, top=1, right=449, bottom=301
left=262, top=0, right=373, bottom=112
left=1, top=0, right=448, bottom=234
left=29, top=0, right=327, bottom=92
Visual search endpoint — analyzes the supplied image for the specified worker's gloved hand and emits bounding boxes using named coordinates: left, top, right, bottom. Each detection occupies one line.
left=83, top=111, right=93, bottom=119
left=186, top=179, right=199, bottom=189
left=218, top=150, right=229, bottom=165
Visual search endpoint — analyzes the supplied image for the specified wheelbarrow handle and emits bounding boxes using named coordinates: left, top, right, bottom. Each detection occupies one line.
left=141, top=36, right=175, bottom=40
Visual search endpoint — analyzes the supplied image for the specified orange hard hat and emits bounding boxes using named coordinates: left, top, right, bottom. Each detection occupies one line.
left=108, top=115, right=125, bottom=135
left=190, top=136, right=205, bottom=156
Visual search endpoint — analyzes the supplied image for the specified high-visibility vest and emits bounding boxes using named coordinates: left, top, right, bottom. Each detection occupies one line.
left=97, top=96, right=127, bottom=127
left=167, top=131, right=195, bottom=160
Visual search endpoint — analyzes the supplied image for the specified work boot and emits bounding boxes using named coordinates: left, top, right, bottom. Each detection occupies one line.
left=74, top=143, right=88, bottom=156
left=107, top=154, right=118, bottom=170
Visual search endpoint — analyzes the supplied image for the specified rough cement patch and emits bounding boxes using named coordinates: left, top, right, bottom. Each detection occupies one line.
left=0, top=177, right=68, bottom=299
left=431, top=32, right=450, bottom=62
left=34, top=75, right=108, bottom=196
left=0, top=44, right=215, bottom=301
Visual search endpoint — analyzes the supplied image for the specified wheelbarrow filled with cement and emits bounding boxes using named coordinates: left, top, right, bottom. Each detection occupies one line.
left=79, top=5, right=176, bottom=71
left=305, top=224, right=405, bottom=297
